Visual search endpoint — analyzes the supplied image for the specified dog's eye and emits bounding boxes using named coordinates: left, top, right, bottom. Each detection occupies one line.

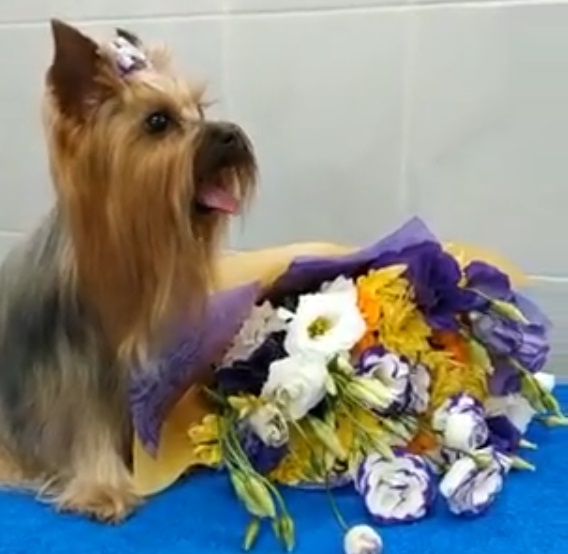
left=144, top=111, right=172, bottom=134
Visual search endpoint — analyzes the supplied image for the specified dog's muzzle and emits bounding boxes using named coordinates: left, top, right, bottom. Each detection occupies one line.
left=193, top=121, right=256, bottom=215
left=194, top=122, right=253, bottom=180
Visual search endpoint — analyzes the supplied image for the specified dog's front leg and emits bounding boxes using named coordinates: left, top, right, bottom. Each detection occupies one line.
left=55, top=421, right=141, bottom=523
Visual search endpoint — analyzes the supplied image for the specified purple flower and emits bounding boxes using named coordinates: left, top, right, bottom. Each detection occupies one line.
left=432, top=394, right=489, bottom=452
left=464, top=261, right=513, bottom=302
left=439, top=449, right=508, bottom=516
left=488, top=358, right=522, bottom=396
left=398, top=242, right=482, bottom=330
left=470, top=312, right=549, bottom=373
left=238, top=422, right=288, bottom=475
left=355, top=451, right=436, bottom=524
left=464, top=261, right=552, bottom=332
left=215, top=331, right=287, bottom=396
left=359, top=347, right=411, bottom=412
left=486, top=415, right=522, bottom=454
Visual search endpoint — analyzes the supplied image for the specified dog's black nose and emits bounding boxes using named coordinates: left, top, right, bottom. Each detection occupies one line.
left=194, top=121, right=254, bottom=181
left=214, top=123, right=241, bottom=147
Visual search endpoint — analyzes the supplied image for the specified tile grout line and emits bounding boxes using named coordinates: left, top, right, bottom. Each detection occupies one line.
left=529, top=276, right=568, bottom=284
left=0, top=0, right=557, bottom=29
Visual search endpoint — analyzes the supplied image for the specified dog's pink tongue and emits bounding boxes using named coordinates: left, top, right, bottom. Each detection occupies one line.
left=198, top=184, right=240, bottom=214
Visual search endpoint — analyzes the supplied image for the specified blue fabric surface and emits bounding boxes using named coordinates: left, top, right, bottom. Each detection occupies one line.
left=1, top=388, right=567, bottom=554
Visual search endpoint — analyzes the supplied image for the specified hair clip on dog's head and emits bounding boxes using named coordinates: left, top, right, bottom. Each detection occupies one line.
left=109, top=36, right=150, bottom=75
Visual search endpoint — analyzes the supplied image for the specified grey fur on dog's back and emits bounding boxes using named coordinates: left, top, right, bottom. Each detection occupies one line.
left=0, top=211, right=128, bottom=480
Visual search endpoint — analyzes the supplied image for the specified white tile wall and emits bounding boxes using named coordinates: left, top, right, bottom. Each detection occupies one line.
left=406, top=3, right=568, bottom=277
left=0, top=0, right=566, bottom=373
left=224, top=8, right=406, bottom=247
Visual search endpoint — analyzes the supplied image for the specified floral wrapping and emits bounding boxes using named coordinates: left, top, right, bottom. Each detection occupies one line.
left=129, top=217, right=564, bottom=553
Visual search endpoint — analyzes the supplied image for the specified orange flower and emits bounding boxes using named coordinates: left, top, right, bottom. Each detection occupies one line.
left=432, top=330, right=468, bottom=364
left=355, top=275, right=381, bottom=350
left=354, top=266, right=417, bottom=353
left=407, top=429, right=438, bottom=455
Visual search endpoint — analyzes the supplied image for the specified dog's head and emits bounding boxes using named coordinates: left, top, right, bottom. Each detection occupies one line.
left=44, top=20, right=256, bottom=361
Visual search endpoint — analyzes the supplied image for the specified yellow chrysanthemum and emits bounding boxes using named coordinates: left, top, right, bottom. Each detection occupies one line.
left=269, top=406, right=398, bottom=487
left=356, top=269, right=433, bottom=360
left=354, top=267, right=488, bottom=421
left=270, top=415, right=358, bottom=486
left=269, top=424, right=330, bottom=485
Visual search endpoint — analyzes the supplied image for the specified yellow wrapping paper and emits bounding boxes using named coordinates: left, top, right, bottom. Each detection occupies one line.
left=132, top=241, right=527, bottom=496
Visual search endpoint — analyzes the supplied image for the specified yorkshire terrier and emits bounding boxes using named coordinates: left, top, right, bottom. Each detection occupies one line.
left=0, top=20, right=256, bottom=522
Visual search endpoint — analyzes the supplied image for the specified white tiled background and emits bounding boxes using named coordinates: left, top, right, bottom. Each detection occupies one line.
left=0, top=0, right=567, bottom=374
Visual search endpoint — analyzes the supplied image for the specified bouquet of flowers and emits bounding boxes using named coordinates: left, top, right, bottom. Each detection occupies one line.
left=129, top=218, right=564, bottom=554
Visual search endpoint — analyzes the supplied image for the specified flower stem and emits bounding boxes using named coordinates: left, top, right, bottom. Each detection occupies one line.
left=221, top=412, right=295, bottom=551
left=289, top=421, right=349, bottom=534
left=325, top=480, right=349, bottom=532
left=203, top=386, right=230, bottom=407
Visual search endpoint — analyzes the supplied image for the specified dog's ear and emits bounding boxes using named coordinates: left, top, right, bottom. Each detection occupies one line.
left=48, top=19, right=111, bottom=119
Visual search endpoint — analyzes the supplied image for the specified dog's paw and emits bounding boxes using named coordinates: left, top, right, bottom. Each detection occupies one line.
left=56, top=481, right=142, bottom=523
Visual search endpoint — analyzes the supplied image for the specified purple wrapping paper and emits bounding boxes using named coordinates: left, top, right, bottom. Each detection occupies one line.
left=267, top=217, right=437, bottom=300
left=129, top=283, right=261, bottom=454
left=129, top=217, right=551, bottom=454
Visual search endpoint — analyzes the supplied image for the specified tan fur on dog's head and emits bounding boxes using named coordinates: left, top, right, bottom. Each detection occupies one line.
left=43, top=20, right=256, bottom=364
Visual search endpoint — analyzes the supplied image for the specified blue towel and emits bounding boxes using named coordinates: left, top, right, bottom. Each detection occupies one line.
left=2, top=387, right=567, bottom=554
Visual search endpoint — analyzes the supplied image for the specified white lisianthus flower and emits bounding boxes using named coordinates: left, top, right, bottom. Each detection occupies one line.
left=359, top=347, right=411, bottom=412
left=261, top=356, right=329, bottom=421
left=407, top=364, right=431, bottom=414
left=439, top=448, right=508, bottom=516
left=485, top=394, right=536, bottom=434
left=432, top=393, right=489, bottom=452
left=320, top=275, right=356, bottom=294
left=247, top=403, right=289, bottom=448
left=283, top=284, right=366, bottom=361
left=355, top=452, right=436, bottom=523
left=223, top=301, right=287, bottom=364
left=344, top=525, right=383, bottom=554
